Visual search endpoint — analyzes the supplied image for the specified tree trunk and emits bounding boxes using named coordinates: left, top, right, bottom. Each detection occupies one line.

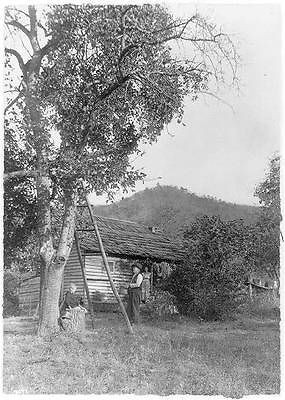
left=5, top=6, right=79, bottom=336
left=25, top=71, right=78, bottom=335
left=37, top=185, right=78, bottom=336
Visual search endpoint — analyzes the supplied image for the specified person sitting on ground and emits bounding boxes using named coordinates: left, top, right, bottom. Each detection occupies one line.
left=59, top=283, right=86, bottom=331
left=59, top=283, right=84, bottom=316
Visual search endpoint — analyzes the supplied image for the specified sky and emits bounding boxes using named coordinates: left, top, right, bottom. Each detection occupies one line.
left=90, top=1, right=281, bottom=207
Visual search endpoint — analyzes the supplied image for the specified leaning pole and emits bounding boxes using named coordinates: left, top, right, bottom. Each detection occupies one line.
left=85, top=196, right=134, bottom=335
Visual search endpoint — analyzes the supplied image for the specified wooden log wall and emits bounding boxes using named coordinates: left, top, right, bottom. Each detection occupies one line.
left=18, top=245, right=133, bottom=314
left=84, top=254, right=133, bottom=304
left=63, top=244, right=86, bottom=299
left=18, top=246, right=136, bottom=314
left=63, top=245, right=133, bottom=305
left=18, top=276, right=40, bottom=315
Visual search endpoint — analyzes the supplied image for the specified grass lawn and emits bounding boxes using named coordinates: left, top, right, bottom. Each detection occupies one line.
left=3, top=311, right=280, bottom=396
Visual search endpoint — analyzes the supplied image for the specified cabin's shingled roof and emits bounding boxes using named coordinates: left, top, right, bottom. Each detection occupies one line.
left=76, top=212, right=185, bottom=262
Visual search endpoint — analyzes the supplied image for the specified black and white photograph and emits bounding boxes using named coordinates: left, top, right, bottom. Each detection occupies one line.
left=2, top=0, right=282, bottom=396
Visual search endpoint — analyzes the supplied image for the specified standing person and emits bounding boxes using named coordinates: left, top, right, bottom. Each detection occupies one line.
left=142, top=266, right=151, bottom=303
left=126, top=263, right=143, bottom=324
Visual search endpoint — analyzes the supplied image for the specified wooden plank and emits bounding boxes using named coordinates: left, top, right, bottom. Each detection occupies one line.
left=63, top=245, right=85, bottom=296
left=85, top=257, right=132, bottom=290
left=18, top=276, right=40, bottom=313
left=85, top=196, right=133, bottom=335
left=74, top=230, right=95, bottom=329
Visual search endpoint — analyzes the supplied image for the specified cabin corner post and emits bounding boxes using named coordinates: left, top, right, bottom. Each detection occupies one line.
left=74, top=230, right=96, bottom=329
left=85, top=196, right=134, bottom=335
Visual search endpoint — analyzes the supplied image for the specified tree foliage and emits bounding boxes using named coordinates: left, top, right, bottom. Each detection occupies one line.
left=35, top=4, right=238, bottom=197
left=164, top=216, right=248, bottom=320
left=5, top=4, right=239, bottom=198
left=4, top=114, right=38, bottom=268
left=254, top=154, right=280, bottom=218
left=164, top=154, right=281, bottom=320
left=253, top=154, right=281, bottom=283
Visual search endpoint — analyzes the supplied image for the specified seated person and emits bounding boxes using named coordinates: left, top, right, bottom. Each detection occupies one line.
left=59, top=283, right=84, bottom=317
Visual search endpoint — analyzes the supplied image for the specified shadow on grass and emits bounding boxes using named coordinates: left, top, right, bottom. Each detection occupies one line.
left=4, top=317, right=38, bottom=336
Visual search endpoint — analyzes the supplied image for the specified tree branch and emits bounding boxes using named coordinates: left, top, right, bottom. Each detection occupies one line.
left=37, top=20, right=53, bottom=37
left=5, top=91, right=25, bottom=114
left=4, top=170, right=39, bottom=181
left=137, top=74, right=179, bottom=111
left=200, top=91, right=235, bottom=114
left=144, top=17, right=194, bottom=47
left=28, top=5, right=40, bottom=52
left=97, top=75, right=130, bottom=102
left=76, top=75, right=131, bottom=153
left=41, top=38, right=60, bottom=57
left=118, top=17, right=196, bottom=67
left=5, top=48, right=26, bottom=77
left=28, top=6, right=37, bottom=35
left=5, top=19, right=31, bottom=39
left=11, top=8, right=30, bottom=19
left=180, top=33, right=225, bottom=43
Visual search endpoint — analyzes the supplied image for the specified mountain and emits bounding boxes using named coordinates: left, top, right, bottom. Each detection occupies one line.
left=93, top=185, right=259, bottom=238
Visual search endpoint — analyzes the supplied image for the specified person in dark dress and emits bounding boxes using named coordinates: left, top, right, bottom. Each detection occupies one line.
left=126, top=263, right=143, bottom=324
left=59, top=283, right=84, bottom=318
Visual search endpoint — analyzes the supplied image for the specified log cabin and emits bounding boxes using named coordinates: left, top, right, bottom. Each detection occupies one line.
left=19, top=214, right=185, bottom=315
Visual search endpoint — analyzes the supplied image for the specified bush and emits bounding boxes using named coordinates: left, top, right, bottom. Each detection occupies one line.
left=163, top=216, right=248, bottom=320
left=240, top=290, right=280, bottom=320
left=143, top=289, right=178, bottom=318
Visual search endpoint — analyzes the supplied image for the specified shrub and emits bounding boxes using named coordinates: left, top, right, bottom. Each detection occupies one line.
left=143, top=289, right=177, bottom=317
left=163, top=216, right=248, bottom=320
left=241, top=290, right=280, bottom=319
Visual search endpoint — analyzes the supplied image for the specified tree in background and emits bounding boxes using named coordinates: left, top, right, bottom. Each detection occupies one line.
left=254, top=154, right=281, bottom=286
left=254, top=155, right=280, bottom=223
left=4, top=4, right=238, bottom=334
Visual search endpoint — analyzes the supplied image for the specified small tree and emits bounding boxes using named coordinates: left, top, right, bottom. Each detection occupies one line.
left=254, top=154, right=281, bottom=286
left=164, top=216, right=248, bottom=320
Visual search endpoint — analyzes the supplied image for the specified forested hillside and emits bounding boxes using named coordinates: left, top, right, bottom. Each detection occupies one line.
left=94, top=185, right=259, bottom=238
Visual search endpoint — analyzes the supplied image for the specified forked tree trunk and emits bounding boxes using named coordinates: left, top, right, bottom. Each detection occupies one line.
left=4, top=6, right=79, bottom=336
left=37, top=186, right=78, bottom=336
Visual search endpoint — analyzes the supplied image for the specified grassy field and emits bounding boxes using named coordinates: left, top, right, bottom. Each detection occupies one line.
left=3, top=310, right=280, bottom=396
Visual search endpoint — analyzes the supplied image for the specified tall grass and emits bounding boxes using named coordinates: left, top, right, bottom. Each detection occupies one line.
left=3, top=310, right=280, bottom=396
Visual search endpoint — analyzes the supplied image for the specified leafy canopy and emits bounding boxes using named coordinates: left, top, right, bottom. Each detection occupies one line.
left=4, top=3, right=239, bottom=267
left=35, top=4, right=237, bottom=197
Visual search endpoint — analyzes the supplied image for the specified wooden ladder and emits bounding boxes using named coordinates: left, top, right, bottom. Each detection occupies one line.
left=74, top=196, right=134, bottom=335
